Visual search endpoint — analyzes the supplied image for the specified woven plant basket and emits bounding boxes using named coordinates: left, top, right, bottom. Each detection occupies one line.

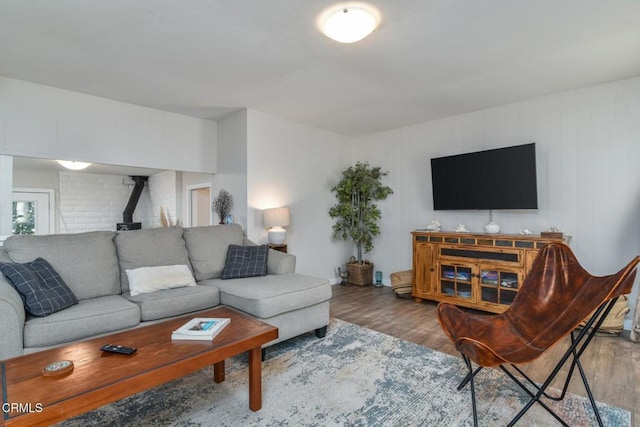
left=579, top=295, right=629, bottom=335
left=347, top=262, right=373, bottom=286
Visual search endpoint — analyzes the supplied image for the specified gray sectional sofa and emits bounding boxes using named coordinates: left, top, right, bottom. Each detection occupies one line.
left=0, top=224, right=331, bottom=360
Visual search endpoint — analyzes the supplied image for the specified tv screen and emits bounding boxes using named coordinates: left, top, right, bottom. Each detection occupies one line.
left=431, top=143, right=538, bottom=210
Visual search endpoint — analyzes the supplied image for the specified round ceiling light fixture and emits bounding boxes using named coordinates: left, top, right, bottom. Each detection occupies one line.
left=57, top=160, right=92, bottom=170
left=319, top=4, right=380, bottom=43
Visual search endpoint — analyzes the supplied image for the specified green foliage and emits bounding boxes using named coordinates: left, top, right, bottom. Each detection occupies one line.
left=329, top=162, right=393, bottom=263
left=12, top=201, right=35, bottom=235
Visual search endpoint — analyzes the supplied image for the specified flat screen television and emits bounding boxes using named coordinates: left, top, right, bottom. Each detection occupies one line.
left=431, top=143, right=538, bottom=210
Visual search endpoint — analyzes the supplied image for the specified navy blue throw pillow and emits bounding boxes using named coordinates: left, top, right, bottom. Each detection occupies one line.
left=0, top=257, right=78, bottom=317
left=221, top=245, right=269, bottom=280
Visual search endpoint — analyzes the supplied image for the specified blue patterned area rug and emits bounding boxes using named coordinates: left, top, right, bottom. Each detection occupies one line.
left=60, top=319, right=629, bottom=426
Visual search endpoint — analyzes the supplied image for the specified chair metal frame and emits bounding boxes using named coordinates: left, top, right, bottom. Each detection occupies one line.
left=458, top=296, right=618, bottom=426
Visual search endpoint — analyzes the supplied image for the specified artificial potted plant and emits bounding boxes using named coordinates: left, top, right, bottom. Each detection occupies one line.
left=329, top=162, right=393, bottom=285
left=213, top=189, right=233, bottom=224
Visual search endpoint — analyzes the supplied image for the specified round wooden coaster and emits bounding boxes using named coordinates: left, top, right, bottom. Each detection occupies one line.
left=42, top=360, right=74, bottom=377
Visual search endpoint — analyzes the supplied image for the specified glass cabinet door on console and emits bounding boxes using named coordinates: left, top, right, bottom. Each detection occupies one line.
left=438, top=263, right=474, bottom=301
left=479, top=268, right=523, bottom=307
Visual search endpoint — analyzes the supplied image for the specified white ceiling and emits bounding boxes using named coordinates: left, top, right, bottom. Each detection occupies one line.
left=1, top=0, right=639, bottom=137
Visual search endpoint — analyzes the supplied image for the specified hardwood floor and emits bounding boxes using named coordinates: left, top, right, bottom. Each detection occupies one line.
left=330, top=284, right=640, bottom=425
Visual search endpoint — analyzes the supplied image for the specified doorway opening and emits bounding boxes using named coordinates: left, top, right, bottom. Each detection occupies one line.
left=186, top=184, right=212, bottom=227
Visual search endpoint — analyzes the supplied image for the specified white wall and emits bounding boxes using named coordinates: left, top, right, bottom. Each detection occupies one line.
left=215, top=110, right=248, bottom=229
left=354, top=76, right=640, bottom=329
left=244, top=109, right=353, bottom=280
left=0, top=76, right=217, bottom=173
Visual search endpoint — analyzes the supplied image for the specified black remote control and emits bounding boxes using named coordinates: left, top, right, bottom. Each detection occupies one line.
left=101, top=344, right=137, bottom=355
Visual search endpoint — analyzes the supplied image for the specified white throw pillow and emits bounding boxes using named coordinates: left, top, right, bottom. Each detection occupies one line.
left=126, top=265, right=196, bottom=296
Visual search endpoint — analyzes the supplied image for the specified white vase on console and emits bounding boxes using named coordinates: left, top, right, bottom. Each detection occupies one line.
left=484, top=221, right=500, bottom=234
left=485, top=210, right=500, bottom=234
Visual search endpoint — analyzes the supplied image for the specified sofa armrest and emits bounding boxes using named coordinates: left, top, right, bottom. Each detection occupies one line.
left=243, top=237, right=296, bottom=274
left=267, top=249, right=296, bottom=274
left=0, top=276, right=26, bottom=360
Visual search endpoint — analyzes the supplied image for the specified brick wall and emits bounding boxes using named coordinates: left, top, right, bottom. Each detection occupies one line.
left=148, top=171, right=180, bottom=228
left=58, top=172, right=153, bottom=233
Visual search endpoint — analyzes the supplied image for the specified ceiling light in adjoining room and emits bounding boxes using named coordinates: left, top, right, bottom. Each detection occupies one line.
left=57, top=160, right=92, bottom=170
left=319, top=4, right=380, bottom=43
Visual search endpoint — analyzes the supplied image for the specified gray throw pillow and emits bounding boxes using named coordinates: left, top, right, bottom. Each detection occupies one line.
left=0, top=257, right=78, bottom=317
left=221, top=245, right=269, bottom=280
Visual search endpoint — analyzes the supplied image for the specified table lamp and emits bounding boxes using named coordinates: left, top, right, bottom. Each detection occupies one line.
left=263, top=207, right=290, bottom=244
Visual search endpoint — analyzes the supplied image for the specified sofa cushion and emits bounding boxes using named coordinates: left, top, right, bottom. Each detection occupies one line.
left=221, top=244, right=269, bottom=280
left=23, top=295, right=140, bottom=348
left=115, top=226, right=192, bottom=292
left=0, top=258, right=78, bottom=317
left=124, top=284, right=221, bottom=321
left=126, top=265, right=196, bottom=296
left=183, top=224, right=244, bottom=280
left=3, top=231, right=120, bottom=300
left=216, top=273, right=331, bottom=319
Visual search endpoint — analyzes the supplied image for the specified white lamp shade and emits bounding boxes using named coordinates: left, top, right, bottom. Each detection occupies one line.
left=263, top=207, right=290, bottom=229
left=264, top=207, right=290, bottom=245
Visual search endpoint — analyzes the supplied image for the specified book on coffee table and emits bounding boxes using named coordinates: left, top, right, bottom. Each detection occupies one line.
left=171, top=317, right=231, bottom=341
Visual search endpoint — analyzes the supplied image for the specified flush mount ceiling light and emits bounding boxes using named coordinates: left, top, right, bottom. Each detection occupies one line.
left=319, top=4, right=380, bottom=43
left=57, top=160, right=92, bottom=170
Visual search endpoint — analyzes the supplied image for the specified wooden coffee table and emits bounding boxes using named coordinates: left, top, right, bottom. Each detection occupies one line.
left=0, top=306, right=278, bottom=426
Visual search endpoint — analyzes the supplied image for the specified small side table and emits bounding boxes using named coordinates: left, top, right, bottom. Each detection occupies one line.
left=268, top=244, right=287, bottom=253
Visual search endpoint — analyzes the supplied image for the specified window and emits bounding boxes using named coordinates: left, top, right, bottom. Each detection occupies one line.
left=12, top=189, right=54, bottom=235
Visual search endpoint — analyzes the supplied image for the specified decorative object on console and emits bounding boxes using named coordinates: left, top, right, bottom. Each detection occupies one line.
left=454, top=223, right=469, bottom=233
left=263, top=207, right=290, bottom=244
left=484, top=222, right=500, bottom=234
left=519, top=228, right=532, bottom=236
left=213, top=189, right=233, bottom=224
left=484, top=210, right=500, bottom=234
left=541, top=226, right=563, bottom=239
left=329, top=162, right=393, bottom=286
left=426, top=220, right=441, bottom=232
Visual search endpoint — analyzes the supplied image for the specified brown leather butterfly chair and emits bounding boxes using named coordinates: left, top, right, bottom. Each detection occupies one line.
left=437, top=242, right=639, bottom=426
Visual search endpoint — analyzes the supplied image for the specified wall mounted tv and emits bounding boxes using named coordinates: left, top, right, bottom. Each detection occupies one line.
left=431, top=143, right=538, bottom=210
